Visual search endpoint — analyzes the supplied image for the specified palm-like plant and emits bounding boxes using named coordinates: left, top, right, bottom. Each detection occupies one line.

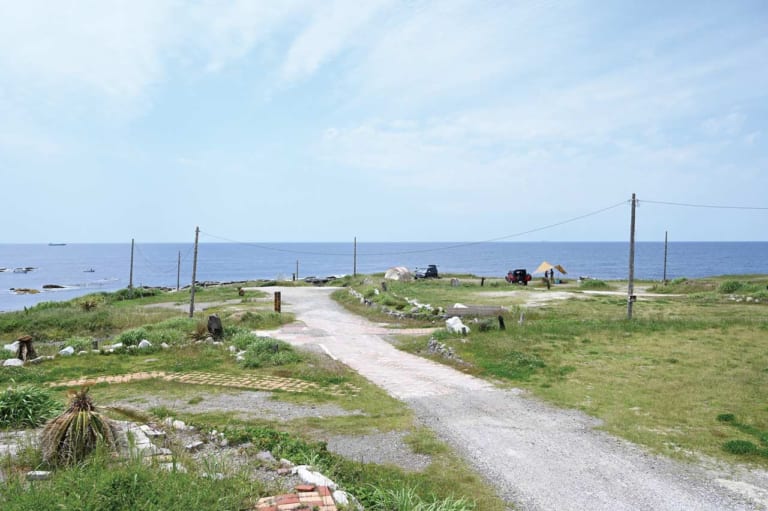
left=40, top=387, right=118, bottom=466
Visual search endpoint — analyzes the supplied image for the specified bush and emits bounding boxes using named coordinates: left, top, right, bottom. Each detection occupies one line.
left=240, top=337, right=301, bottom=368
left=110, top=288, right=163, bottom=301
left=115, top=327, right=149, bottom=347
left=718, top=281, right=744, bottom=294
left=580, top=279, right=609, bottom=290
left=717, top=413, right=736, bottom=423
left=0, top=385, right=62, bottom=428
left=66, top=336, right=95, bottom=352
left=723, top=439, right=758, bottom=455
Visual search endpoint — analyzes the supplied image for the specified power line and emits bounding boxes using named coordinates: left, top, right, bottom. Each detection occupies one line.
left=641, top=199, right=768, bottom=210
left=199, top=199, right=629, bottom=257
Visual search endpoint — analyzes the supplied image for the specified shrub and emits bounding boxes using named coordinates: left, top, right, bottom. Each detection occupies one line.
left=718, top=281, right=744, bottom=294
left=66, top=336, right=95, bottom=352
left=723, top=440, right=758, bottom=455
left=230, top=330, right=258, bottom=351
left=110, top=287, right=163, bottom=301
left=0, top=385, right=62, bottom=428
left=240, top=337, right=301, bottom=368
left=580, top=279, right=609, bottom=290
left=115, top=327, right=149, bottom=347
left=717, top=413, right=736, bottom=423
left=40, top=387, right=118, bottom=466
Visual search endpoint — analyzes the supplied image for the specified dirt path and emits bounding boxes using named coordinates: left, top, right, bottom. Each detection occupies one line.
left=265, top=287, right=766, bottom=511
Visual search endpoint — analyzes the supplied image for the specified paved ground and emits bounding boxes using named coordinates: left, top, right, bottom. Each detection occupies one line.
left=263, top=286, right=768, bottom=511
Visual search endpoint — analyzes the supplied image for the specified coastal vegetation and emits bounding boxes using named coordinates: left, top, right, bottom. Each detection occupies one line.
left=337, top=273, right=768, bottom=466
left=0, top=283, right=504, bottom=510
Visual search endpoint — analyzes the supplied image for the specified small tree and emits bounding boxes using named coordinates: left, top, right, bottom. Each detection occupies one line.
left=40, top=387, right=118, bottom=466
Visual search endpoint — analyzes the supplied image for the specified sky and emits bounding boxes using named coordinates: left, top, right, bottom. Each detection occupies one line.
left=1, top=0, right=766, bottom=243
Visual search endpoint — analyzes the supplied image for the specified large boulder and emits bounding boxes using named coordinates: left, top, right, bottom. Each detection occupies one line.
left=384, top=267, right=412, bottom=281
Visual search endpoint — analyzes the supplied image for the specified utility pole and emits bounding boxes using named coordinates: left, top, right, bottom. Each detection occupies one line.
left=627, top=194, right=637, bottom=320
left=353, top=237, right=357, bottom=277
left=176, top=251, right=181, bottom=292
left=128, top=238, right=135, bottom=289
left=296, top=260, right=299, bottom=281
left=663, top=231, right=668, bottom=285
left=189, top=227, right=199, bottom=318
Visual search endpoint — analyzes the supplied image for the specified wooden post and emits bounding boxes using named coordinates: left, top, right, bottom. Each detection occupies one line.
left=353, top=237, right=357, bottom=277
left=176, top=251, right=181, bottom=292
left=274, top=291, right=281, bottom=313
left=663, top=231, right=668, bottom=285
left=627, top=194, right=637, bottom=320
left=189, top=227, right=199, bottom=318
left=129, top=238, right=134, bottom=289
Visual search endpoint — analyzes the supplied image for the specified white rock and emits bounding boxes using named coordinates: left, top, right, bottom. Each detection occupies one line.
left=452, top=303, right=468, bottom=309
left=172, top=419, right=187, bottom=430
left=446, top=316, right=470, bottom=335
left=3, top=358, right=24, bottom=367
left=228, top=345, right=237, bottom=353
left=59, top=346, right=75, bottom=356
left=292, top=465, right=337, bottom=489
left=110, top=342, right=124, bottom=349
left=26, top=470, right=52, bottom=481
left=4, top=341, right=19, bottom=352
left=184, top=441, right=204, bottom=452
left=77, top=351, right=88, bottom=356
left=160, top=463, right=186, bottom=473
left=138, top=339, right=152, bottom=349
left=161, top=342, right=170, bottom=349
left=333, top=490, right=350, bottom=505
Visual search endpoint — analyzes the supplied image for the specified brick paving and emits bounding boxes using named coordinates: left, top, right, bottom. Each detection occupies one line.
left=254, top=484, right=337, bottom=511
left=48, top=371, right=358, bottom=396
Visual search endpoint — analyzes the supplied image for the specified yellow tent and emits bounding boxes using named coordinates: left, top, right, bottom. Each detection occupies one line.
left=534, top=261, right=567, bottom=275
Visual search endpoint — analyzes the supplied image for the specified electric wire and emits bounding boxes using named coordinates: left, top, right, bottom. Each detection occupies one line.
left=641, top=199, right=768, bottom=210
left=199, top=199, right=629, bottom=257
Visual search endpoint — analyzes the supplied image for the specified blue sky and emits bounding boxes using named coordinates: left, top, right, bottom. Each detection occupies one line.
left=1, top=0, right=766, bottom=243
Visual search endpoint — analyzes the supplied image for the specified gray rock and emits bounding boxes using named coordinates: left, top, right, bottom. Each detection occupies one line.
left=59, top=346, right=75, bottom=356
left=138, top=339, right=152, bottom=349
left=3, top=358, right=24, bottom=367
left=26, top=470, right=52, bottom=481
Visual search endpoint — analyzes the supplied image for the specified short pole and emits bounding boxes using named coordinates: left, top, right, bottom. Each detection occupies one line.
left=274, top=291, right=281, bottom=313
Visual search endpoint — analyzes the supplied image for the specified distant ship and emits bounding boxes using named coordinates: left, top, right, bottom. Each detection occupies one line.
left=48, top=243, right=67, bottom=246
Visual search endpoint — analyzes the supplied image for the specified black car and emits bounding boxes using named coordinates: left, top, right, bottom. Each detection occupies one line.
left=414, top=264, right=439, bottom=279
left=505, top=268, right=531, bottom=285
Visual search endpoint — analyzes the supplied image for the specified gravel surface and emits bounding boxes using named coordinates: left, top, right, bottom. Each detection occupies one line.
left=264, top=286, right=768, bottom=511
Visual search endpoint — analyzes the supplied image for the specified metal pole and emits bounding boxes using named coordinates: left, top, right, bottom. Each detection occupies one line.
left=663, top=231, right=668, bottom=285
left=189, top=227, right=199, bottom=318
left=129, top=238, right=134, bottom=289
left=176, top=251, right=181, bottom=292
left=353, top=237, right=357, bottom=277
left=627, top=194, right=637, bottom=319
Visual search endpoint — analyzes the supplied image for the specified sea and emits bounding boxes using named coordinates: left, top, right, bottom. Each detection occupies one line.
left=1, top=242, right=767, bottom=313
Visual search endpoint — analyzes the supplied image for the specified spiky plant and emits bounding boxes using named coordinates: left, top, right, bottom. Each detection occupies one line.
left=40, top=387, right=118, bottom=466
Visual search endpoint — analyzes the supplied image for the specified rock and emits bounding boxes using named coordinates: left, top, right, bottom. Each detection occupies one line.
left=172, top=419, right=188, bottom=431
left=161, top=343, right=170, bottom=349
left=3, top=359, right=24, bottom=367
left=28, top=356, right=54, bottom=364
left=26, top=470, right=52, bottom=481
left=59, top=346, right=75, bottom=356
left=4, top=341, right=19, bottom=352
left=257, top=451, right=277, bottom=463
left=138, top=340, right=152, bottom=349
left=42, top=284, right=65, bottom=289
left=207, top=314, right=223, bottom=339
left=228, top=345, right=237, bottom=353
left=184, top=441, right=204, bottom=452
left=292, top=465, right=337, bottom=489
left=446, top=317, right=470, bottom=335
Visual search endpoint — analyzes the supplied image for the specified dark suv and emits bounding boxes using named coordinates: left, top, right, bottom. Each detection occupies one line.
left=505, top=268, right=531, bottom=285
left=414, top=264, right=439, bottom=279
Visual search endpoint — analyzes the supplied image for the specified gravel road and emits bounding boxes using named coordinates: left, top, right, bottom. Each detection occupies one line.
left=263, top=286, right=767, bottom=511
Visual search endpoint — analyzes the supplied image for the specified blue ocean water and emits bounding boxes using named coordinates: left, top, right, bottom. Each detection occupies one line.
left=1, top=242, right=766, bottom=312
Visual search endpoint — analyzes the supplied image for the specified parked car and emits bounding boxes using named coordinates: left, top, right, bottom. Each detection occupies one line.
left=505, top=268, right=531, bottom=285
left=414, top=264, right=439, bottom=279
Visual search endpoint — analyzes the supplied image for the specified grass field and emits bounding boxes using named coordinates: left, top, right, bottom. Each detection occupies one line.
left=0, top=283, right=506, bottom=511
left=338, top=273, right=768, bottom=466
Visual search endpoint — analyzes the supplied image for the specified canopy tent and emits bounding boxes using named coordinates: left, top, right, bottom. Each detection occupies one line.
left=534, top=261, right=567, bottom=275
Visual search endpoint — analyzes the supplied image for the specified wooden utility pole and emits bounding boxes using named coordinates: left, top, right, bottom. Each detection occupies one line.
left=189, top=227, right=199, bottom=318
left=663, top=231, right=668, bottom=285
left=296, top=260, right=299, bottom=281
left=176, top=251, right=181, bottom=291
left=128, top=238, right=135, bottom=289
left=353, top=237, right=357, bottom=277
left=627, top=194, right=637, bottom=319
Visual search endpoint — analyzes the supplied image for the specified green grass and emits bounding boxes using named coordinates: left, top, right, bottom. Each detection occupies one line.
left=369, top=274, right=768, bottom=466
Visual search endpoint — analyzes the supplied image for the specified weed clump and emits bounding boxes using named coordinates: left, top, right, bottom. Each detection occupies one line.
left=0, top=384, right=62, bottom=428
